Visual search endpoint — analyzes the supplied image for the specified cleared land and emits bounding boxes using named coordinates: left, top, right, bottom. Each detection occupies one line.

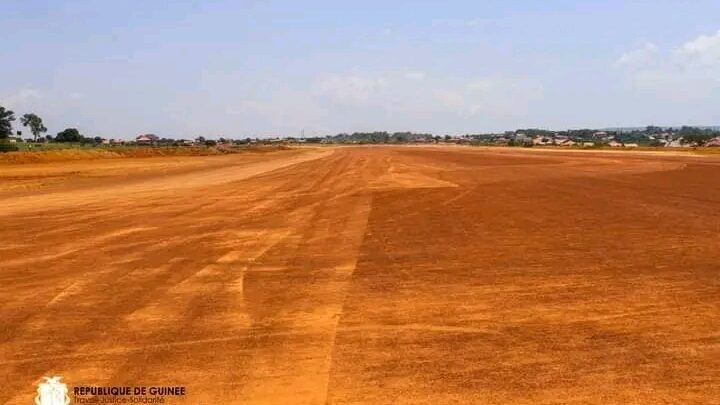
left=1, top=146, right=719, bottom=404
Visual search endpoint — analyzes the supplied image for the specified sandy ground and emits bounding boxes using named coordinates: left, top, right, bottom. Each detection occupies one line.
left=1, top=146, right=719, bottom=404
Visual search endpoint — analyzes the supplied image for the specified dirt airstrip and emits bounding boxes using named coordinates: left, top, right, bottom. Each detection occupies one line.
left=1, top=146, right=719, bottom=404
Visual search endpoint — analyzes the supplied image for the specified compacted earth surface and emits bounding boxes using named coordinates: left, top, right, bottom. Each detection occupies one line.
left=1, top=146, right=718, bottom=404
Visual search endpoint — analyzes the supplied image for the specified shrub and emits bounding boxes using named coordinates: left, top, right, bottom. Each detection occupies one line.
left=0, top=143, right=19, bottom=152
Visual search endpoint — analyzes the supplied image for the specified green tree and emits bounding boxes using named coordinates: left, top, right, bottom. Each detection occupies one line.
left=645, top=126, right=663, bottom=135
left=20, top=113, right=48, bottom=141
left=0, top=105, right=16, bottom=140
left=55, top=128, right=83, bottom=143
left=679, top=126, right=714, bottom=146
left=683, top=133, right=713, bottom=146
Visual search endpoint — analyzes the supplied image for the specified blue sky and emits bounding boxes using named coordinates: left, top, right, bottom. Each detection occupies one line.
left=1, top=1, right=720, bottom=138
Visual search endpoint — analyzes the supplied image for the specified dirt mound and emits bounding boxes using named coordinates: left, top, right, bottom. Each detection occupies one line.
left=0, top=145, right=291, bottom=164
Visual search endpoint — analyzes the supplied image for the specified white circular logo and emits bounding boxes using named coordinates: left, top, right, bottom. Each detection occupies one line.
left=35, top=376, right=70, bottom=405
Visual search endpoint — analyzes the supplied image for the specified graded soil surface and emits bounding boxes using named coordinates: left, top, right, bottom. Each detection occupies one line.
left=1, top=146, right=718, bottom=404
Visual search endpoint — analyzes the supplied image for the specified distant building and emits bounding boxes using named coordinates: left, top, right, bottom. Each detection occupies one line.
left=136, top=134, right=159, bottom=144
left=666, top=139, right=684, bottom=147
left=706, top=137, right=720, bottom=147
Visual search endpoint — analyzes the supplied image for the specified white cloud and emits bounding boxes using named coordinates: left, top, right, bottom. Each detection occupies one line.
left=228, top=95, right=327, bottom=128
left=677, top=29, right=720, bottom=66
left=433, top=89, right=464, bottom=109
left=312, top=72, right=543, bottom=127
left=462, top=77, right=544, bottom=118
left=206, top=89, right=329, bottom=136
left=616, top=42, right=658, bottom=68
left=617, top=30, right=720, bottom=102
left=404, top=71, right=426, bottom=81
left=1, top=88, right=44, bottom=109
left=431, top=18, right=486, bottom=28
left=315, top=75, right=388, bottom=105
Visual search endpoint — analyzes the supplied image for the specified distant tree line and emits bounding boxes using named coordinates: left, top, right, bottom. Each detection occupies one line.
left=0, top=104, right=106, bottom=151
left=325, top=131, right=437, bottom=144
left=2, top=101, right=719, bottom=151
left=316, top=125, right=720, bottom=147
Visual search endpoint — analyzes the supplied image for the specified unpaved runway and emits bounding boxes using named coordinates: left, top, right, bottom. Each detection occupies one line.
left=1, top=146, right=719, bottom=404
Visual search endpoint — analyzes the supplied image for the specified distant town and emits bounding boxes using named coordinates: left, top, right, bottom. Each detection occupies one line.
left=309, top=126, right=720, bottom=148
left=9, top=126, right=720, bottom=150
left=2, top=104, right=720, bottom=151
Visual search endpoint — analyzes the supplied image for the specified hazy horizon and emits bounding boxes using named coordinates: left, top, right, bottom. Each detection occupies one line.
left=2, top=1, right=719, bottom=139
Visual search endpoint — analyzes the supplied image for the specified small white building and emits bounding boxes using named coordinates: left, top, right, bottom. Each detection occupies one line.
left=666, top=139, right=684, bottom=147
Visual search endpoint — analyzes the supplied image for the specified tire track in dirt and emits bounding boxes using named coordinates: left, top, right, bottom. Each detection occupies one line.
left=0, top=149, right=337, bottom=404
left=326, top=148, right=720, bottom=404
